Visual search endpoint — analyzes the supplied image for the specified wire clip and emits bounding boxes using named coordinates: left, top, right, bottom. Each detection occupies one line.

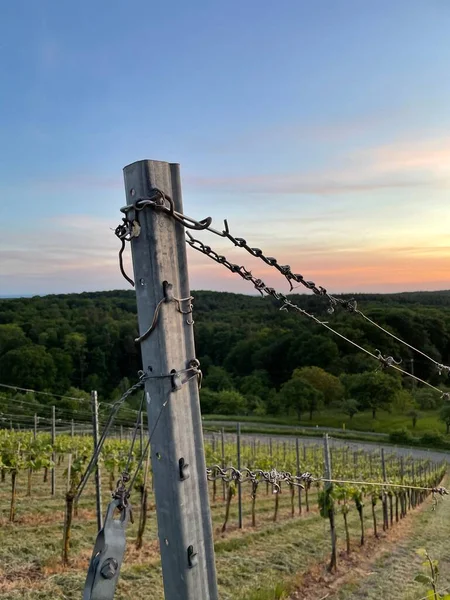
left=375, top=350, right=402, bottom=370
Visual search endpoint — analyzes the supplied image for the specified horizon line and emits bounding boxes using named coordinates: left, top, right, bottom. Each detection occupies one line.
left=2, top=288, right=450, bottom=301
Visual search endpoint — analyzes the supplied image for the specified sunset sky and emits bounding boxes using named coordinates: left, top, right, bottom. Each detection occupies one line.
left=1, top=1, right=449, bottom=297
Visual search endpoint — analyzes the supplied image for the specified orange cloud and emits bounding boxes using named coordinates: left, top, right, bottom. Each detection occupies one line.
left=2, top=205, right=448, bottom=296
left=186, top=240, right=450, bottom=295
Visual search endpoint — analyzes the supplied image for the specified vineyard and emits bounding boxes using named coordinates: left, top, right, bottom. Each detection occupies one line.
left=0, top=425, right=448, bottom=599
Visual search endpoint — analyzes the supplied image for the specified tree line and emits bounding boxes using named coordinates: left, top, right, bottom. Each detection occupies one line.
left=0, top=289, right=449, bottom=421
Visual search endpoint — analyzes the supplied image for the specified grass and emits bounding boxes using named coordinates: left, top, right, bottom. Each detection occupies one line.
left=203, top=408, right=448, bottom=436
left=0, top=455, right=447, bottom=600
left=208, top=424, right=389, bottom=445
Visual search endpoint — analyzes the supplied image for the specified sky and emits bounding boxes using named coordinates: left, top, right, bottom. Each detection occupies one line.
left=1, top=0, right=449, bottom=297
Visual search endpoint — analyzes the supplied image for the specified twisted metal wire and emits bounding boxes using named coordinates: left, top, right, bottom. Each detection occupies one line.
left=206, top=465, right=311, bottom=493
left=186, top=234, right=448, bottom=398
left=115, top=191, right=450, bottom=394
left=116, top=193, right=450, bottom=375
left=75, top=372, right=150, bottom=500
left=215, top=220, right=450, bottom=376
left=206, top=465, right=448, bottom=496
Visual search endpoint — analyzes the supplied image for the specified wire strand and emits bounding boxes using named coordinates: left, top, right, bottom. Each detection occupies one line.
left=356, top=310, right=450, bottom=374
left=186, top=236, right=448, bottom=398
left=202, top=218, right=450, bottom=375
left=0, top=382, right=84, bottom=402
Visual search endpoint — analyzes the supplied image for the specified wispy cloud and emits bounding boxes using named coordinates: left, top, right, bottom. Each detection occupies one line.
left=185, top=173, right=430, bottom=195
left=32, top=175, right=123, bottom=191
left=184, top=135, right=450, bottom=195
left=198, top=109, right=404, bottom=153
left=1, top=213, right=449, bottom=296
left=356, top=137, right=450, bottom=177
left=2, top=132, right=450, bottom=296
left=18, top=134, right=450, bottom=198
left=0, top=216, right=120, bottom=292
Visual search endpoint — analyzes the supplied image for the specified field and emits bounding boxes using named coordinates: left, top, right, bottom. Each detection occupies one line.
left=1, top=428, right=449, bottom=600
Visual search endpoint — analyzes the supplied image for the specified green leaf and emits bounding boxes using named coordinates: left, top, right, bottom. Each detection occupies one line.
left=416, top=548, right=428, bottom=557
left=414, top=574, right=432, bottom=585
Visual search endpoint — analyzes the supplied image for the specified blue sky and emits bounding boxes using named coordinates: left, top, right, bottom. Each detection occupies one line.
left=1, top=1, right=449, bottom=296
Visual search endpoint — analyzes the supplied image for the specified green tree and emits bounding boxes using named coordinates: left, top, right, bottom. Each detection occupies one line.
left=0, top=324, right=29, bottom=357
left=216, top=390, right=247, bottom=415
left=199, top=388, right=219, bottom=413
left=407, top=409, right=419, bottom=429
left=439, top=404, right=450, bottom=434
left=343, top=371, right=402, bottom=419
left=203, top=366, right=234, bottom=392
left=245, top=394, right=267, bottom=416
left=292, top=335, right=340, bottom=373
left=0, top=344, right=57, bottom=390
left=280, top=377, right=323, bottom=420
left=341, top=398, right=359, bottom=420
left=49, top=348, right=73, bottom=393
left=415, top=388, right=439, bottom=410
left=58, top=387, right=90, bottom=414
left=393, top=389, right=415, bottom=412
left=280, top=378, right=307, bottom=419
left=292, top=366, right=344, bottom=406
left=64, top=332, right=87, bottom=388
left=238, top=370, right=270, bottom=398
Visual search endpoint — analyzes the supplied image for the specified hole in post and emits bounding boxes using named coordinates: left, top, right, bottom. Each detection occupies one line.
left=164, top=538, right=169, bottom=546
left=156, top=452, right=162, bottom=460
left=130, top=188, right=136, bottom=197
left=112, top=507, right=122, bottom=521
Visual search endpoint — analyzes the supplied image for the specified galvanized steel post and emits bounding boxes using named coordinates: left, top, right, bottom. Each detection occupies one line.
left=122, top=160, right=218, bottom=600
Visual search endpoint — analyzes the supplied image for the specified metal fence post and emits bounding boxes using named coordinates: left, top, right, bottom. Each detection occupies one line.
left=236, top=422, right=242, bottom=529
left=221, top=428, right=225, bottom=500
left=91, top=390, right=103, bottom=531
left=51, top=406, right=56, bottom=496
left=295, top=437, right=302, bottom=515
left=34, top=413, right=37, bottom=439
left=122, top=159, right=218, bottom=600
left=140, top=408, right=144, bottom=455
left=323, top=434, right=337, bottom=571
left=381, top=448, right=388, bottom=530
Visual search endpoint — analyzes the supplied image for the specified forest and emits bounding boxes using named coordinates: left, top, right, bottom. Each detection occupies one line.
left=0, top=289, right=449, bottom=424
